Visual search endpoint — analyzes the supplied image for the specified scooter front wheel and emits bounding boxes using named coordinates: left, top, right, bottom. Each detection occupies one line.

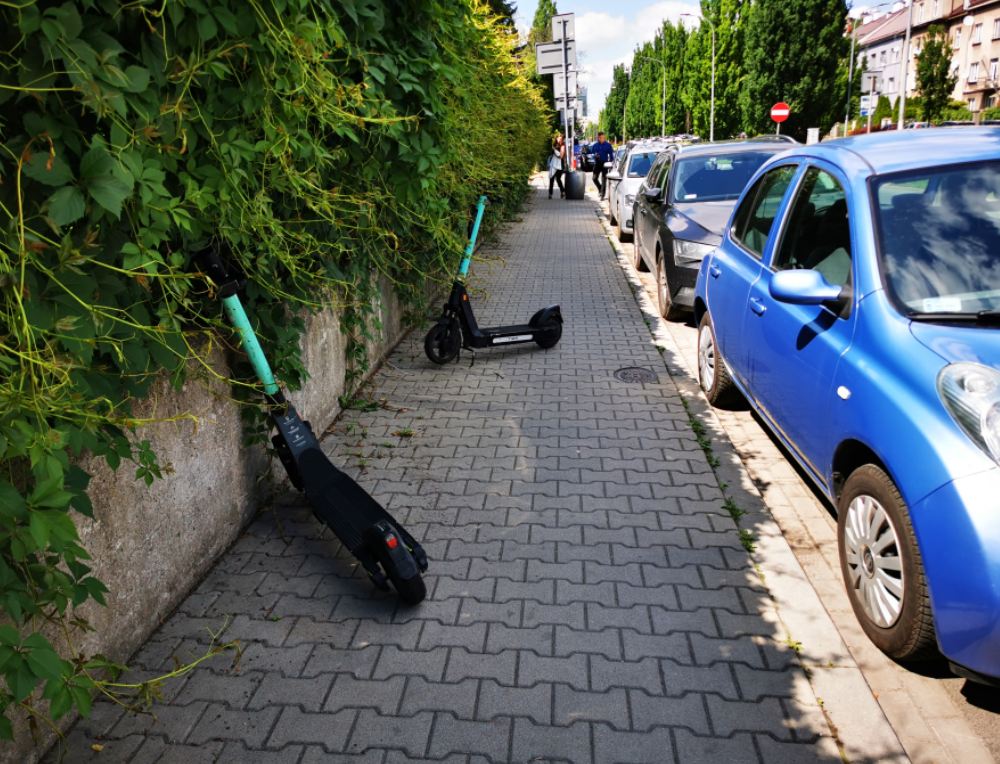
left=424, top=318, right=461, bottom=364
left=535, top=318, right=562, bottom=349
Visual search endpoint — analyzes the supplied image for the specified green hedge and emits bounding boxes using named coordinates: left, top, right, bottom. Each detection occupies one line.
left=0, top=0, right=548, bottom=738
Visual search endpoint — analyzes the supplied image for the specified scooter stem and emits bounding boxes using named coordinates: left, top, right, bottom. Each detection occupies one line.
left=457, top=195, right=488, bottom=280
left=221, top=293, right=281, bottom=396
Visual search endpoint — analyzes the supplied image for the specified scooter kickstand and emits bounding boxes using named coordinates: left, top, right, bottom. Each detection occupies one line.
left=468, top=348, right=476, bottom=368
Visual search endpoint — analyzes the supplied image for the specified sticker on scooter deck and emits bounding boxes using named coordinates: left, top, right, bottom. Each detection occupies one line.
left=492, top=334, right=534, bottom=344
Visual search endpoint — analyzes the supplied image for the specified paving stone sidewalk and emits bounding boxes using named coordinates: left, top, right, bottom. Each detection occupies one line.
left=58, top=179, right=865, bottom=763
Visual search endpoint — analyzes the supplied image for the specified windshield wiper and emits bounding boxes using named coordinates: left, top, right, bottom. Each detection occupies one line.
left=907, top=310, right=1000, bottom=326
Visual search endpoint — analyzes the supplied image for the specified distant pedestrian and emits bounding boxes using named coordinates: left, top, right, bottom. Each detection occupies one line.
left=548, top=135, right=566, bottom=199
left=591, top=131, right=615, bottom=199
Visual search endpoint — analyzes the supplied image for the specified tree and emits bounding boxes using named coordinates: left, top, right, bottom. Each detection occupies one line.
left=916, top=24, right=958, bottom=122
left=601, top=63, right=631, bottom=140
left=740, top=0, right=849, bottom=138
left=526, top=0, right=559, bottom=128
left=872, top=94, right=893, bottom=124
left=485, top=0, right=517, bottom=29
left=688, top=0, right=746, bottom=139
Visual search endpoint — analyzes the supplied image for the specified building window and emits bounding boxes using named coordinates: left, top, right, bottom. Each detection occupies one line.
left=973, top=23, right=983, bottom=44
left=880, top=50, right=887, bottom=64
left=968, top=97, right=978, bottom=112
left=991, top=58, right=999, bottom=81
left=888, top=77, right=896, bottom=93
left=916, top=3, right=924, bottom=22
left=932, top=0, right=940, bottom=14
left=994, top=18, right=1000, bottom=39
left=989, top=94, right=999, bottom=108
left=955, top=28, right=962, bottom=47
left=969, top=62, right=981, bottom=83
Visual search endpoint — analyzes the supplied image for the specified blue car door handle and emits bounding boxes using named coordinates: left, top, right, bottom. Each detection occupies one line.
left=749, top=297, right=767, bottom=316
left=708, top=264, right=721, bottom=279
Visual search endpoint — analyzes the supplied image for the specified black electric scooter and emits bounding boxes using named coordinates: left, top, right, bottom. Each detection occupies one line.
left=424, top=196, right=563, bottom=364
left=198, top=246, right=428, bottom=604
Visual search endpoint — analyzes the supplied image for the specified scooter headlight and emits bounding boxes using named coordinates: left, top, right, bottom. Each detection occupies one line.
left=938, top=363, right=1000, bottom=464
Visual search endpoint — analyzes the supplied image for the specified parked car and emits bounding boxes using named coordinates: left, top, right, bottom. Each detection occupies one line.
left=694, top=128, right=1000, bottom=683
left=578, top=142, right=595, bottom=172
left=605, top=146, right=628, bottom=204
left=608, top=140, right=672, bottom=242
left=633, top=141, right=791, bottom=319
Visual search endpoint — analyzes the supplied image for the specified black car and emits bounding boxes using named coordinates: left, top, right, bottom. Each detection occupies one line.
left=578, top=142, right=595, bottom=172
left=632, top=141, right=791, bottom=320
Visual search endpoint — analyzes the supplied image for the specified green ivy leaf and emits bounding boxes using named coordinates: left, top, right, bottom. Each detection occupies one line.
left=47, top=186, right=86, bottom=226
left=23, top=152, right=73, bottom=187
left=123, top=65, right=150, bottom=94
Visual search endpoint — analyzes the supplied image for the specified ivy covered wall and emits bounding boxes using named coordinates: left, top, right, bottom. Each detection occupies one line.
left=0, top=0, right=548, bottom=744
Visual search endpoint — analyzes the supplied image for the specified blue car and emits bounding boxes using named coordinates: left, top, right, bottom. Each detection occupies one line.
left=694, top=128, right=1000, bottom=682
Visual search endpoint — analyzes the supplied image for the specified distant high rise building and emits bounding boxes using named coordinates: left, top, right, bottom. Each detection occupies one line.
left=579, top=86, right=588, bottom=117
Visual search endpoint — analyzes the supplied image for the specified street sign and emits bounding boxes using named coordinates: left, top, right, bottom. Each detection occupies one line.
left=553, top=72, right=578, bottom=98
left=554, top=95, right=579, bottom=110
left=535, top=40, right=577, bottom=75
left=551, top=13, right=575, bottom=42
left=859, top=95, right=872, bottom=117
left=770, top=102, right=790, bottom=123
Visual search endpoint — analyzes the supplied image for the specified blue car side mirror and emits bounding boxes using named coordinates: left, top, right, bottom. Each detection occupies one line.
left=769, top=269, right=844, bottom=305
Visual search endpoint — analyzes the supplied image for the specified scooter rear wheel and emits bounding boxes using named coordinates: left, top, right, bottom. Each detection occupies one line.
left=424, top=318, right=461, bottom=364
left=535, top=318, right=562, bottom=349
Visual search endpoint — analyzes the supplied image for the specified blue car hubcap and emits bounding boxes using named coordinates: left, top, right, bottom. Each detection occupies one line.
left=844, top=495, right=905, bottom=628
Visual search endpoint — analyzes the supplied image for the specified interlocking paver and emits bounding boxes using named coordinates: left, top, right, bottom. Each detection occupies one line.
left=55, top=178, right=854, bottom=762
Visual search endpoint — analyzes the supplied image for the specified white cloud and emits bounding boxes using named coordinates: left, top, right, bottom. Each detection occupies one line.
left=573, top=0, right=700, bottom=119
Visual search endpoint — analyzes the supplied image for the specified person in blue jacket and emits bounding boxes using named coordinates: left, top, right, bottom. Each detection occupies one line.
left=591, top=132, right=615, bottom=199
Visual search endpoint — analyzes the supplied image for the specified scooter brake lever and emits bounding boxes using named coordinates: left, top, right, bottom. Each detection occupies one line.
left=194, top=239, right=246, bottom=297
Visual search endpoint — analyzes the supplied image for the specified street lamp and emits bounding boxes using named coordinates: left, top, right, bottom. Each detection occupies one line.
left=635, top=55, right=666, bottom=137
left=681, top=13, right=716, bottom=142
left=897, top=0, right=914, bottom=129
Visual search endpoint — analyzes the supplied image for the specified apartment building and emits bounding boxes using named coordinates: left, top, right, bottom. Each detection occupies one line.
left=855, top=0, right=1000, bottom=114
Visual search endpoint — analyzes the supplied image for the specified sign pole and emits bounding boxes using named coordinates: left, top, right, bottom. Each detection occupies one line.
left=562, top=18, right=573, bottom=170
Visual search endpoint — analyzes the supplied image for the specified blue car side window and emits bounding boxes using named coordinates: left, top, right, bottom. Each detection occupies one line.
left=772, top=168, right=852, bottom=289
left=731, top=165, right=797, bottom=259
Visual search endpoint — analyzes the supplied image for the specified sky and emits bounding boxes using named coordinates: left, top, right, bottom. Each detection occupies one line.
left=515, top=0, right=889, bottom=122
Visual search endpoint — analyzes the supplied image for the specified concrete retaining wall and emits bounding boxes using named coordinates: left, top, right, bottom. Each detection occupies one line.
left=8, top=278, right=411, bottom=762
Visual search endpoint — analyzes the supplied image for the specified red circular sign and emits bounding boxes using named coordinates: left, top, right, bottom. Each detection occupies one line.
left=771, top=102, right=790, bottom=123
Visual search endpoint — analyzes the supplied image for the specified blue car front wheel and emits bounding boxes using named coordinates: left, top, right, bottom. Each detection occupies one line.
left=837, top=465, right=937, bottom=661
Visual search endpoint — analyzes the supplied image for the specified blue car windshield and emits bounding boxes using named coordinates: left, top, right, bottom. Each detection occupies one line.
left=627, top=151, right=658, bottom=177
left=672, top=151, right=779, bottom=203
left=874, top=162, right=1000, bottom=314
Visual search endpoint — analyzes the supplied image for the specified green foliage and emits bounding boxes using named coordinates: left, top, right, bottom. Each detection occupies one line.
left=873, top=94, right=894, bottom=124
left=599, top=64, right=630, bottom=140
left=741, top=0, right=850, bottom=139
left=601, top=0, right=852, bottom=142
left=0, top=0, right=546, bottom=740
left=982, top=106, right=1000, bottom=120
left=917, top=25, right=959, bottom=122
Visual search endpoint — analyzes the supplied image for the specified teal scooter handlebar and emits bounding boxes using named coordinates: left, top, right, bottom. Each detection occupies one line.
left=457, top=195, right=488, bottom=280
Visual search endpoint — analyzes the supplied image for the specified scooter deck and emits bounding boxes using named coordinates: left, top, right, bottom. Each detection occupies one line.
left=482, top=323, right=534, bottom=336
left=296, top=448, right=406, bottom=554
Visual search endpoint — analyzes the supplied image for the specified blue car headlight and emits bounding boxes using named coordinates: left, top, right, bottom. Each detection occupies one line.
left=938, top=363, right=1000, bottom=463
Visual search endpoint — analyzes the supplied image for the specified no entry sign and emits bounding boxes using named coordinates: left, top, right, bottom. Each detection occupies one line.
left=771, top=102, right=790, bottom=123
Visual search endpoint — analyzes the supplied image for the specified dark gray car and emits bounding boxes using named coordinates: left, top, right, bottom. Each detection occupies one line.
left=632, top=140, right=791, bottom=320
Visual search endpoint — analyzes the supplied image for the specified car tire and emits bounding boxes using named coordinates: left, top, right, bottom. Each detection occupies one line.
left=617, top=215, right=632, bottom=243
left=656, top=254, right=685, bottom=321
left=697, top=312, right=739, bottom=407
left=837, top=465, right=937, bottom=662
